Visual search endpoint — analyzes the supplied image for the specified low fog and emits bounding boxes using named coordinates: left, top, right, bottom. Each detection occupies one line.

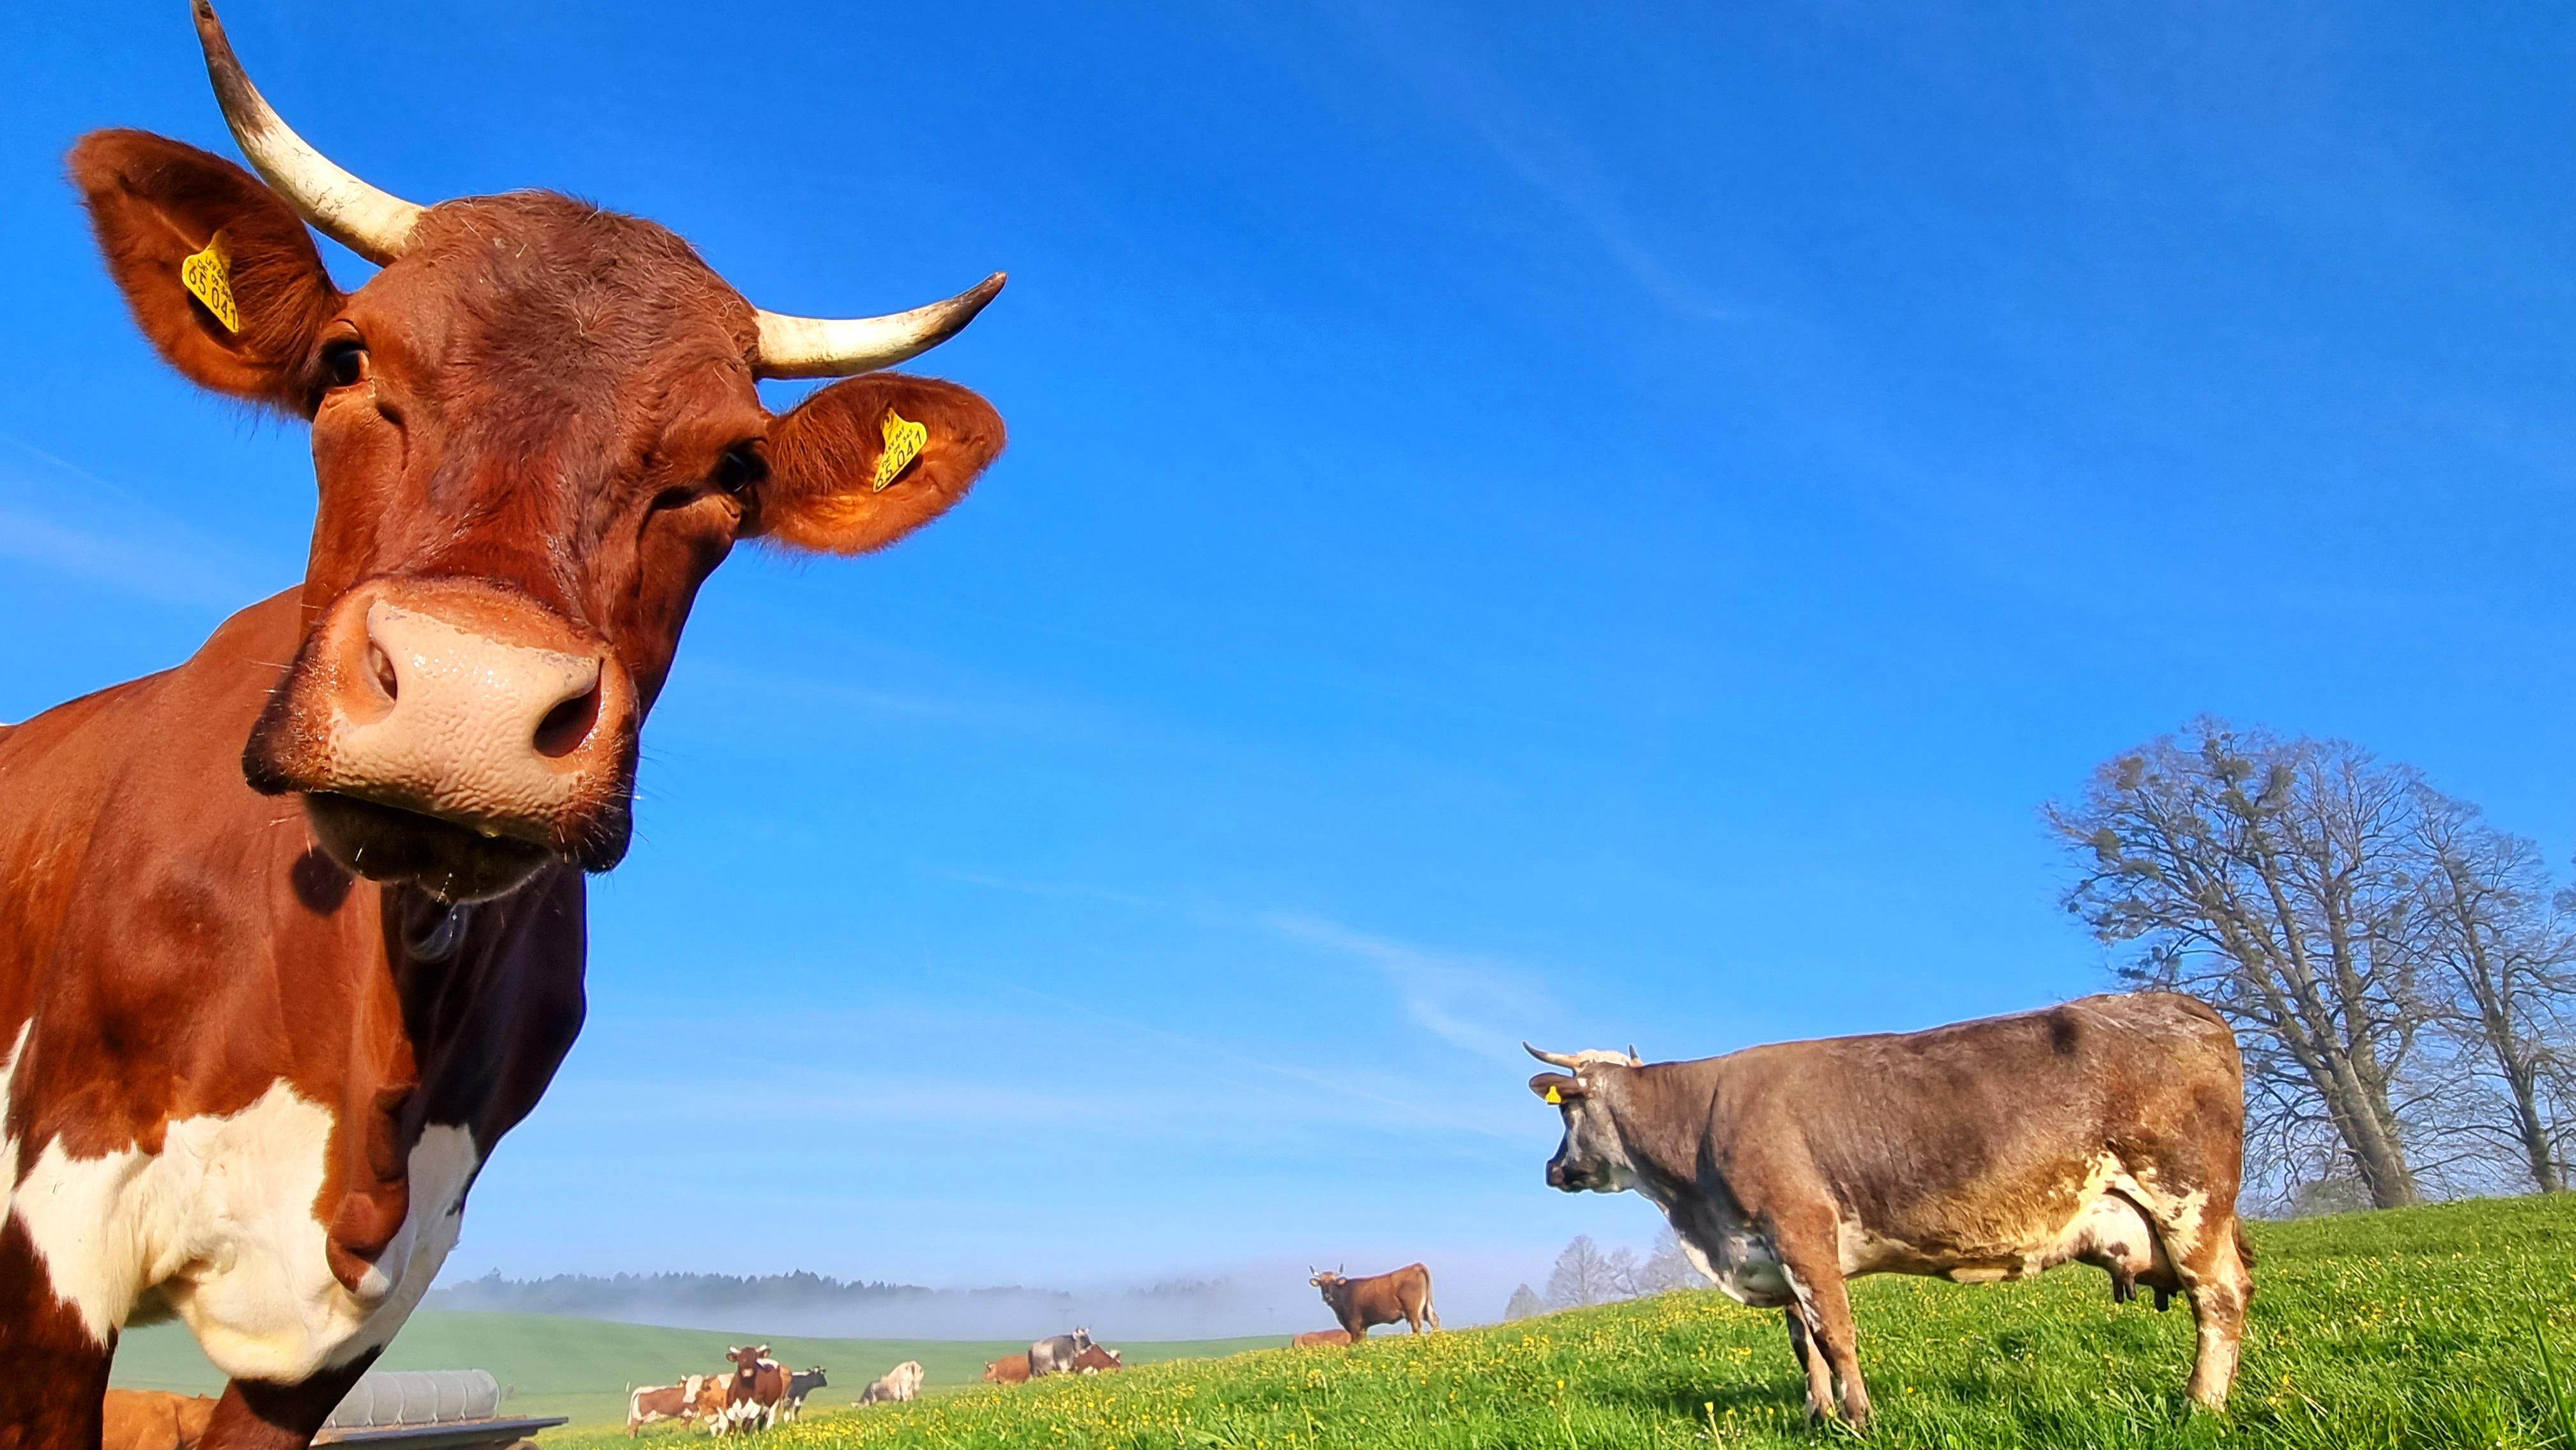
left=424, top=1267, right=1455, bottom=1341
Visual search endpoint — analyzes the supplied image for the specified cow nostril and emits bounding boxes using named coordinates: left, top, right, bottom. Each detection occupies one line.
left=532, top=679, right=602, bottom=759
left=367, top=643, right=400, bottom=703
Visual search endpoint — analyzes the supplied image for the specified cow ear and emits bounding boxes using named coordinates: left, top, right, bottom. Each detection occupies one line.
left=751, top=372, right=1003, bottom=554
left=68, top=130, right=345, bottom=415
left=1529, top=1072, right=1586, bottom=1103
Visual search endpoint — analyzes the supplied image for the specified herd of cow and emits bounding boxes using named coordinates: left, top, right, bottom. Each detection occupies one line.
left=623, top=1350, right=880, bottom=1437
left=0, top=6, right=2259, bottom=1446
left=624, top=1333, right=1129, bottom=1436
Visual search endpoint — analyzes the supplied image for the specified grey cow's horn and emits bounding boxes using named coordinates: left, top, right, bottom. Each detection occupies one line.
left=1524, top=1042, right=1583, bottom=1069
left=192, top=1, right=425, bottom=265
left=750, top=272, right=1008, bottom=380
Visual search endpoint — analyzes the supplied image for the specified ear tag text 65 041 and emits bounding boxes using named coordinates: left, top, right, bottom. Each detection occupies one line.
left=181, top=232, right=241, bottom=333
left=873, top=408, right=928, bottom=492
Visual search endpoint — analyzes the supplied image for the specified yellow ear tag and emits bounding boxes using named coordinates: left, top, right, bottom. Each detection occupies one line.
left=1544, top=1085, right=1563, bottom=1104
left=872, top=408, right=928, bottom=492
left=180, top=232, right=241, bottom=334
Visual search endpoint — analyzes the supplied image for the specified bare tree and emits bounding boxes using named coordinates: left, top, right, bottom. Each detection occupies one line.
left=2050, top=721, right=2428, bottom=1207
left=1503, top=1283, right=1544, bottom=1320
left=1544, top=1235, right=1627, bottom=1308
left=2408, top=794, right=2576, bottom=1193
left=1634, top=1228, right=1698, bottom=1294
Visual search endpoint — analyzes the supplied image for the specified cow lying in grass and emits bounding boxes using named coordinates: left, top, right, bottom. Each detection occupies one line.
left=1526, top=992, right=2252, bottom=1431
left=855, top=1361, right=917, bottom=1405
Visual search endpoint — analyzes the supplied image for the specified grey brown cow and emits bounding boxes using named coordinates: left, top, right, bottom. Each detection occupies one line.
left=1525, top=993, right=2251, bottom=1431
left=1027, top=1329, right=1092, bottom=1378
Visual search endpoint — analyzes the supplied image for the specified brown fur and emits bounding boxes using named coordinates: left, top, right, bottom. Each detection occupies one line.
left=1529, top=992, right=2253, bottom=1431
left=100, top=1392, right=218, bottom=1450
left=980, top=1354, right=1031, bottom=1385
left=1069, top=1344, right=1124, bottom=1373
left=1308, top=1264, right=1439, bottom=1338
left=1290, top=1329, right=1354, bottom=1348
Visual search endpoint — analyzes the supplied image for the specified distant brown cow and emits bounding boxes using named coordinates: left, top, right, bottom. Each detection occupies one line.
left=1308, top=1264, right=1439, bottom=1338
left=980, top=1354, right=1031, bottom=1385
left=1290, top=1329, right=1354, bottom=1348
left=1525, top=992, right=2252, bottom=1431
left=721, top=1347, right=790, bottom=1433
left=1070, top=1344, right=1125, bottom=1373
left=99, top=1393, right=216, bottom=1450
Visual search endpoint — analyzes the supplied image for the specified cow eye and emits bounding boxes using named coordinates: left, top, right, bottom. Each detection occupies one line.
left=714, top=444, right=767, bottom=495
left=321, top=340, right=369, bottom=389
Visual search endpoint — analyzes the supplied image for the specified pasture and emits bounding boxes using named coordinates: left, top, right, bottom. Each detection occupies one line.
left=107, top=1313, right=1281, bottom=1430
left=540, top=1194, right=2576, bottom=1449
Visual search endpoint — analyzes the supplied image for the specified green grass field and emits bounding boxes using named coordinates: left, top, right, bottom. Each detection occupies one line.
left=110, top=1313, right=1282, bottom=1430
left=518, top=1194, right=2576, bottom=1450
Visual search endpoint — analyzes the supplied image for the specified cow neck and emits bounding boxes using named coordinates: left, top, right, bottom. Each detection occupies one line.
left=1602, top=1063, right=1715, bottom=1208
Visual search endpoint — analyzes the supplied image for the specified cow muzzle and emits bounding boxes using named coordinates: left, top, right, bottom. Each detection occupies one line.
left=246, top=577, right=638, bottom=900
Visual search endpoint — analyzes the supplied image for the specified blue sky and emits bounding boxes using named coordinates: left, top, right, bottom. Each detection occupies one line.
left=6, top=2, right=2576, bottom=1324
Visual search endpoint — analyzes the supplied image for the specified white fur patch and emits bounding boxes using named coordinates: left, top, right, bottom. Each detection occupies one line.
left=10, top=1078, right=478, bottom=1378
left=0, top=1021, right=29, bottom=1226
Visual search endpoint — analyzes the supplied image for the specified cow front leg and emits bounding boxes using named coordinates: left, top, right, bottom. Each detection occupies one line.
left=0, top=1218, right=113, bottom=1450
left=1774, top=1230, right=1871, bottom=1432
left=201, top=1354, right=381, bottom=1450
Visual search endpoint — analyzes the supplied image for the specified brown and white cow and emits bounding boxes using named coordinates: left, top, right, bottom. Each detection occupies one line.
left=717, top=1348, right=789, bottom=1434
left=625, top=1377, right=707, bottom=1437
left=1525, top=991, right=2253, bottom=1431
left=1068, top=1344, right=1124, bottom=1373
left=686, top=1375, right=732, bottom=1432
left=1307, top=1265, right=1438, bottom=1338
left=0, top=7, right=1005, bottom=1448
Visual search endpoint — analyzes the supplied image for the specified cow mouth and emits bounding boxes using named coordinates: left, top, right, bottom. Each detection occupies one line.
left=303, top=791, right=585, bottom=902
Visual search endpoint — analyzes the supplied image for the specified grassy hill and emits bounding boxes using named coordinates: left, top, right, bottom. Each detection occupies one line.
left=516, top=1194, right=2576, bottom=1449
left=111, top=1312, right=1282, bottom=1429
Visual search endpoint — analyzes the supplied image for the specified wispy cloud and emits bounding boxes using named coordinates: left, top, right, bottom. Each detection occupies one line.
left=1329, top=3, right=1739, bottom=323
left=1260, top=911, right=1554, bottom=1066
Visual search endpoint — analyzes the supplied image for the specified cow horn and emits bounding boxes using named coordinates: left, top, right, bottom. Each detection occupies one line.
left=1524, top=1042, right=1583, bottom=1069
left=1627, top=1044, right=1641, bottom=1065
left=191, top=1, right=425, bottom=266
left=749, top=272, right=1007, bottom=380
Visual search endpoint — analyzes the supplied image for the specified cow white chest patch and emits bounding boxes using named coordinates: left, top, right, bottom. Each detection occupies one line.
left=6, top=1078, right=479, bottom=1382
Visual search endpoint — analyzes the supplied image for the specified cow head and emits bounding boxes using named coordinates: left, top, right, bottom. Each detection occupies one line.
left=1308, top=1266, right=1346, bottom=1304
left=726, top=1345, right=771, bottom=1380
left=72, top=3, right=1005, bottom=902
left=1526, top=1042, right=1644, bottom=1193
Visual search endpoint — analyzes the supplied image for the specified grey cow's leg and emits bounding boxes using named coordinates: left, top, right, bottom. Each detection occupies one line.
left=1773, top=1214, right=1873, bottom=1433
left=1784, top=1308, right=1834, bottom=1420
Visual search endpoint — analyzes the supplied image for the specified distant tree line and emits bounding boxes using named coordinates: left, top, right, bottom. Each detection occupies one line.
left=2052, top=717, right=2576, bottom=1212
